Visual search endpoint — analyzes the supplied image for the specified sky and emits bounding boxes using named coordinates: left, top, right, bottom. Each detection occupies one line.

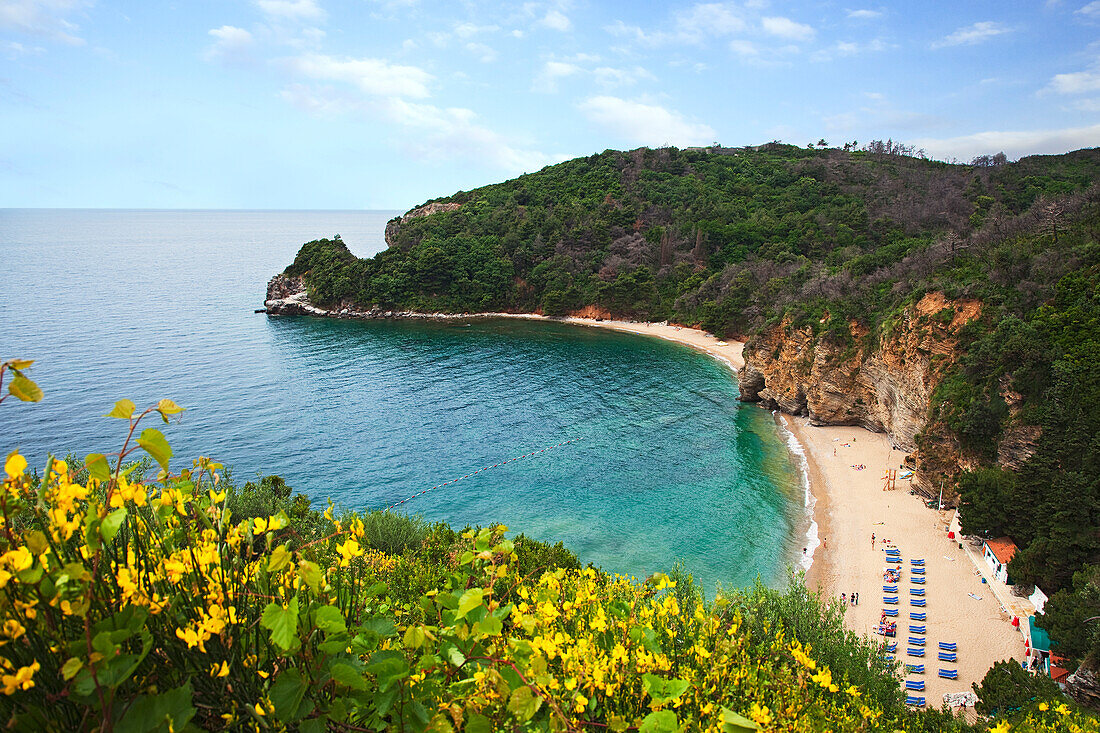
left=2, top=0, right=1100, bottom=209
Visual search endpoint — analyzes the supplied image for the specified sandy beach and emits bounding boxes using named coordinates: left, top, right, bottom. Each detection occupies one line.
left=562, top=318, right=1025, bottom=710
left=783, top=416, right=1026, bottom=707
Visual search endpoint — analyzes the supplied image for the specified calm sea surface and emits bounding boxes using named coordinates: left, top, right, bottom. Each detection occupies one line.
left=0, top=209, right=808, bottom=592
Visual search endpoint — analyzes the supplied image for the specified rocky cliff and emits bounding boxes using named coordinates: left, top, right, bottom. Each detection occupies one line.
left=738, top=292, right=983, bottom=495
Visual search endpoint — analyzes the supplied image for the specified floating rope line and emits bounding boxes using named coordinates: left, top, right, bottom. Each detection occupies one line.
left=385, top=438, right=582, bottom=511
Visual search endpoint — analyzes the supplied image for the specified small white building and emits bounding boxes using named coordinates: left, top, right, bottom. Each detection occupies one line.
left=983, top=536, right=1017, bottom=583
left=1029, top=586, right=1049, bottom=614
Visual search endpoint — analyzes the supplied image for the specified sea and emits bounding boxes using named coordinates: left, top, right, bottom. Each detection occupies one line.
left=0, top=209, right=813, bottom=594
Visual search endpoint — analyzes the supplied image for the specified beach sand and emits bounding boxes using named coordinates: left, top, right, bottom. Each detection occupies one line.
left=559, top=318, right=1025, bottom=710
left=783, top=416, right=1026, bottom=707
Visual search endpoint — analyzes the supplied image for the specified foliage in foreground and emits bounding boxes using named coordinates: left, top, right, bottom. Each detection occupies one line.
left=0, top=363, right=1092, bottom=731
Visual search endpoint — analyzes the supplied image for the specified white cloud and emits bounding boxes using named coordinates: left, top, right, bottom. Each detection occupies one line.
left=676, top=3, right=745, bottom=39
left=1071, top=97, right=1100, bottom=111
left=254, top=0, right=325, bottom=21
left=729, top=39, right=758, bottom=57
left=761, top=16, right=815, bottom=41
left=285, top=53, right=433, bottom=98
left=593, top=65, right=656, bottom=87
left=453, top=21, right=499, bottom=38
left=932, top=21, right=1011, bottom=49
left=811, top=38, right=887, bottom=62
left=1047, top=63, right=1100, bottom=94
left=0, top=0, right=88, bottom=44
left=914, top=124, right=1100, bottom=160
left=1, top=39, right=42, bottom=57
left=606, top=3, right=745, bottom=46
left=1077, top=1, right=1100, bottom=17
left=204, top=26, right=255, bottom=63
left=464, top=41, right=497, bottom=63
left=533, top=60, right=581, bottom=92
left=578, top=95, right=716, bottom=146
left=847, top=9, right=882, bottom=19
left=538, top=9, right=570, bottom=31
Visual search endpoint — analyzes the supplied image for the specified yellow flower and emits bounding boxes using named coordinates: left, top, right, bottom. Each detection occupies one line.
left=846, top=685, right=861, bottom=698
left=749, top=703, right=773, bottom=726
left=1039, top=702, right=1049, bottom=711
left=1, top=662, right=39, bottom=695
left=990, top=721, right=1011, bottom=733
left=1057, top=703, right=1070, bottom=715
left=210, top=661, right=230, bottom=678
left=4, top=453, right=26, bottom=480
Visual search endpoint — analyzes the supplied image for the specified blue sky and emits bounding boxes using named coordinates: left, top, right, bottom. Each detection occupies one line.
left=3, top=0, right=1100, bottom=209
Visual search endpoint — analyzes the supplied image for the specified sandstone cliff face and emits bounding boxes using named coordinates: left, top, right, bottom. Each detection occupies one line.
left=738, top=293, right=982, bottom=494
left=384, top=201, right=463, bottom=247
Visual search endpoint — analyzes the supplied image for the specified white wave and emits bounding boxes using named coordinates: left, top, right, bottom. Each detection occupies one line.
left=775, top=417, right=818, bottom=572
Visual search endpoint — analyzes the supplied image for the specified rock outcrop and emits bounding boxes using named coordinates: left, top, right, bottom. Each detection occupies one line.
left=1067, top=665, right=1100, bottom=709
left=738, top=293, right=983, bottom=494
left=384, top=201, right=463, bottom=247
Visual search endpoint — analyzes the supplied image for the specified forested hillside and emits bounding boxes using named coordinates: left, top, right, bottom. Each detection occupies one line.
left=277, top=143, right=1100, bottom=674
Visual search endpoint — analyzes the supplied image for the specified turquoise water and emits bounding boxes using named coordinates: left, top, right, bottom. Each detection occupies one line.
left=0, top=209, right=808, bottom=592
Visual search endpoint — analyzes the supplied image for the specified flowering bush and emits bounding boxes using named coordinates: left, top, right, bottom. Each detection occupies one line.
left=0, top=358, right=1097, bottom=732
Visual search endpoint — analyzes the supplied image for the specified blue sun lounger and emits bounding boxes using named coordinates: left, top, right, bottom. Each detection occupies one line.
left=905, top=680, right=925, bottom=691
left=911, top=559, right=925, bottom=565
left=884, top=596, right=898, bottom=604
left=939, top=642, right=957, bottom=651
left=905, top=695, right=926, bottom=706
left=909, top=625, right=925, bottom=634
left=911, top=599, right=926, bottom=607
left=883, top=654, right=895, bottom=661
left=886, top=556, right=901, bottom=563
left=910, top=588, right=925, bottom=596
left=911, top=567, right=925, bottom=575
left=939, top=669, right=958, bottom=679
left=885, top=643, right=897, bottom=653
left=883, top=608, right=898, bottom=616
left=910, top=612, right=926, bottom=621
left=912, top=576, right=926, bottom=584
left=908, top=637, right=926, bottom=646
left=885, top=549, right=900, bottom=556
left=907, top=647, right=925, bottom=657
left=883, top=585, right=898, bottom=592
left=905, top=663, right=925, bottom=674
left=939, top=652, right=957, bottom=663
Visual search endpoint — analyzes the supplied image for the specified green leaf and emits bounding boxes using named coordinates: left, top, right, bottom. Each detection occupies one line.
left=8, top=374, right=42, bottom=402
left=465, top=714, right=492, bottom=733
left=85, top=453, right=111, bottom=482
left=61, top=657, right=83, bottom=681
left=114, top=681, right=195, bottom=733
left=507, top=686, right=542, bottom=722
left=155, top=398, right=185, bottom=417
left=267, top=544, right=291, bottom=572
left=261, top=597, right=299, bottom=651
left=366, top=650, right=409, bottom=693
left=297, top=560, right=322, bottom=593
left=720, top=708, right=761, bottom=733
left=425, top=714, right=454, bottom=732
left=643, top=673, right=691, bottom=705
left=639, top=710, right=679, bottom=733
left=403, top=625, right=426, bottom=649
left=270, top=668, right=309, bottom=723
left=330, top=662, right=367, bottom=691
left=314, top=605, right=346, bottom=634
left=137, top=428, right=172, bottom=471
left=474, top=615, right=503, bottom=636
left=100, top=508, right=127, bottom=544
left=456, top=588, right=483, bottom=620
left=298, top=719, right=326, bottom=733
left=105, top=399, right=136, bottom=419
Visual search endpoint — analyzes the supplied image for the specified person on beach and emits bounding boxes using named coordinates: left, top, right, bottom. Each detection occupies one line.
left=871, top=533, right=876, bottom=548
left=841, top=593, right=847, bottom=604
left=823, top=537, right=827, bottom=549
left=853, top=592, right=859, bottom=605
